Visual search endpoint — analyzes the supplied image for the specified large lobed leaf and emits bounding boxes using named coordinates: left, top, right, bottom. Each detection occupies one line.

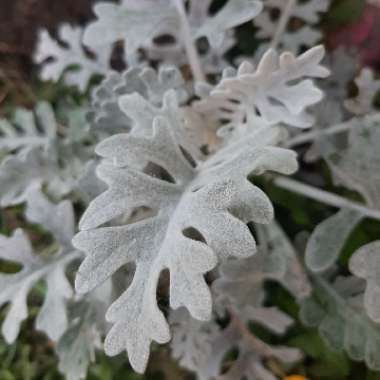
left=73, top=106, right=298, bottom=372
left=34, top=24, right=112, bottom=91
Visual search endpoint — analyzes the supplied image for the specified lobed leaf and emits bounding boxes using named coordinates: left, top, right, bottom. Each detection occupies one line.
left=73, top=110, right=298, bottom=372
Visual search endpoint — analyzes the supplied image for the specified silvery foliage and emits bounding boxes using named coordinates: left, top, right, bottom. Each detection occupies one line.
left=56, top=280, right=112, bottom=380
left=169, top=222, right=307, bottom=380
left=73, top=112, right=299, bottom=372
left=0, top=101, right=93, bottom=207
left=350, top=242, right=380, bottom=324
left=300, top=114, right=380, bottom=368
left=195, top=45, right=329, bottom=139
left=8, top=0, right=380, bottom=378
left=83, top=0, right=263, bottom=66
left=306, top=114, right=380, bottom=273
left=171, top=308, right=302, bottom=380
left=88, top=65, right=188, bottom=136
left=34, top=24, right=112, bottom=91
left=305, top=48, right=357, bottom=162
left=0, top=189, right=81, bottom=344
left=254, top=0, right=330, bottom=56
left=34, top=0, right=263, bottom=89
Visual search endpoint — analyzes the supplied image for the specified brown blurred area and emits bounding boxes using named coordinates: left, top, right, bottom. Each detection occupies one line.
left=0, top=0, right=95, bottom=108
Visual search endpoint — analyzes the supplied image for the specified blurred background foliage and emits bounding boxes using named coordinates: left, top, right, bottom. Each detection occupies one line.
left=1, top=0, right=380, bottom=379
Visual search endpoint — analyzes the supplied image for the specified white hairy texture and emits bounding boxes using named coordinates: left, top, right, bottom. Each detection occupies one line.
left=73, top=108, right=298, bottom=372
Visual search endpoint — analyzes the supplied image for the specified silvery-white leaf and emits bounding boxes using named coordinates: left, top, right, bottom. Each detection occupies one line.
left=254, top=0, right=330, bottom=54
left=0, top=102, right=56, bottom=154
left=305, top=48, right=357, bottom=162
left=73, top=110, right=298, bottom=372
left=83, top=1, right=179, bottom=64
left=65, top=106, right=91, bottom=143
left=34, top=24, right=112, bottom=91
left=300, top=275, right=380, bottom=370
left=76, top=160, right=107, bottom=204
left=194, top=0, right=263, bottom=48
left=83, top=0, right=262, bottom=66
left=213, top=245, right=286, bottom=315
left=170, top=308, right=220, bottom=374
left=306, top=209, right=364, bottom=272
left=89, top=66, right=187, bottom=136
left=0, top=192, right=81, bottom=343
left=170, top=309, right=300, bottom=380
left=350, top=241, right=380, bottom=323
left=345, top=68, right=380, bottom=115
left=195, top=46, right=329, bottom=137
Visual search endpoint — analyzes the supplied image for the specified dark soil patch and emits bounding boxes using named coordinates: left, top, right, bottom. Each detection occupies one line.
left=0, top=0, right=95, bottom=108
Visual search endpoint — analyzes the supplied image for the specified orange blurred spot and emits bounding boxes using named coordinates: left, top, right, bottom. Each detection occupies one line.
left=283, top=376, right=309, bottom=380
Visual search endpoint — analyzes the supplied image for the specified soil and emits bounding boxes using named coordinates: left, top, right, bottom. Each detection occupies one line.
left=0, top=0, right=95, bottom=109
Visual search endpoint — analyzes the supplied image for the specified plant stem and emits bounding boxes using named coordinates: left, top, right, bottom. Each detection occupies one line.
left=270, top=0, right=296, bottom=50
left=285, top=122, right=352, bottom=148
left=173, top=0, right=206, bottom=82
left=273, top=176, right=380, bottom=221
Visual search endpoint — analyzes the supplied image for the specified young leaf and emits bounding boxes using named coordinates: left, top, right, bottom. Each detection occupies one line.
left=195, top=46, right=329, bottom=137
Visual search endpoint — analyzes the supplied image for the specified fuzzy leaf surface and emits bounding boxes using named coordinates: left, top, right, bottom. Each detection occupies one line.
left=73, top=113, right=298, bottom=372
